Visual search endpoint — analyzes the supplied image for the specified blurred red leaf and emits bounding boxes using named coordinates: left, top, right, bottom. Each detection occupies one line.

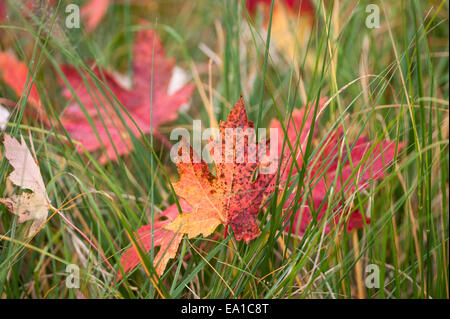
left=271, top=98, right=403, bottom=235
left=59, top=29, right=194, bottom=163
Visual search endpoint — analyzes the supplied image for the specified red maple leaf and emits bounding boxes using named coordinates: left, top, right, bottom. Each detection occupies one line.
left=270, top=98, right=403, bottom=235
left=59, top=29, right=194, bottom=163
left=0, top=29, right=193, bottom=163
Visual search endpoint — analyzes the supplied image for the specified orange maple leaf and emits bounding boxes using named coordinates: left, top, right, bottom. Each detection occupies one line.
left=165, top=96, right=283, bottom=243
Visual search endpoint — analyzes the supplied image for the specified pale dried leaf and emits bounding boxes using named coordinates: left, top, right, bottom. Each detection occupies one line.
left=0, top=192, right=48, bottom=236
left=3, top=134, right=45, bottom=193
left=0, top=134, right=49, bottom=237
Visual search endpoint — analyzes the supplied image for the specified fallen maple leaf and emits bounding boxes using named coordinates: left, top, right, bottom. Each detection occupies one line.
left=165, top=96, right=283, bottom=243
left=270, top=98, right=402, bottom=235
left=120, top=97, right=284, bottom=278
left=0, top=51, right=45, bottom=121
left=0, top=134, right=50, bottom=237
left=59, top=28, right=194, bottom=163
left=120, top=201, right=189, bottom=277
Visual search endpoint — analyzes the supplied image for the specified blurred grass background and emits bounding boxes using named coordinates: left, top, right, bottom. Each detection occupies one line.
left=0, top=0, right=448, bottom=298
